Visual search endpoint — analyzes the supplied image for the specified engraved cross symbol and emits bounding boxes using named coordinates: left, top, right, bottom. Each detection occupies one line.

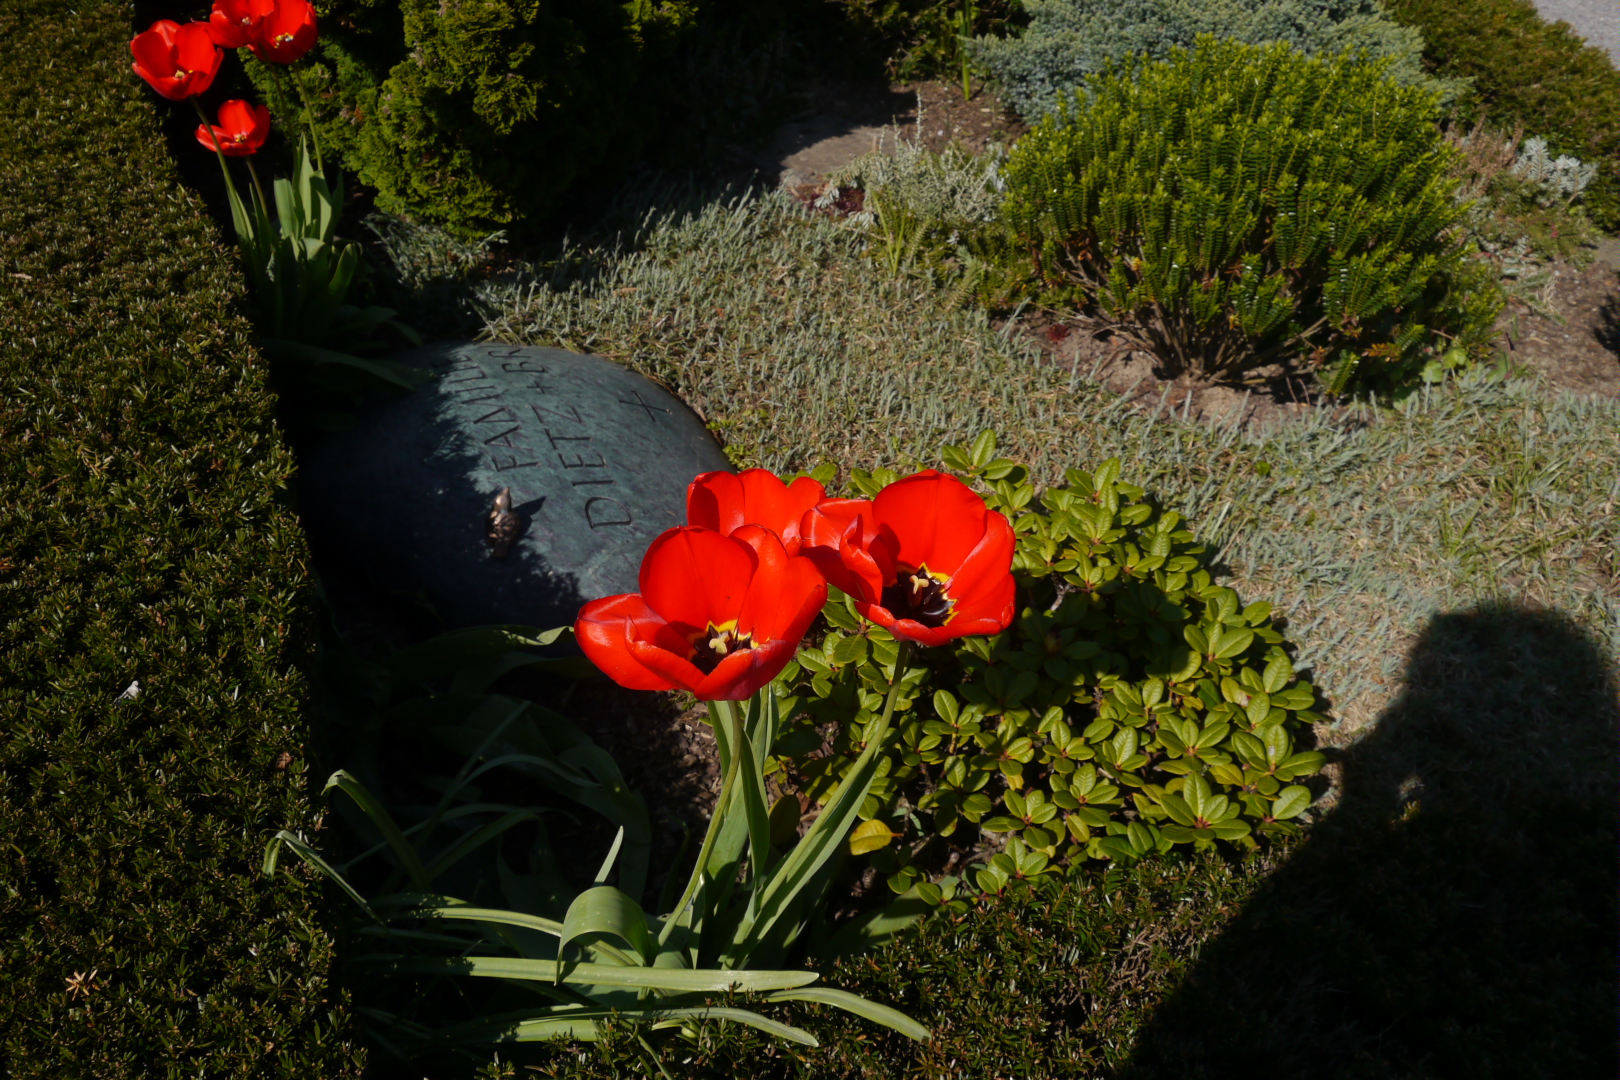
left=618, top=390, right=669, bottom=422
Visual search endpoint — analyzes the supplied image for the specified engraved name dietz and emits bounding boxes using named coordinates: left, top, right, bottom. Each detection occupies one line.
left=434, top=345, right=644, bottom=530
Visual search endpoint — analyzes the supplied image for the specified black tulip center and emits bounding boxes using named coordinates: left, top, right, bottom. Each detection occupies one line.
left=690, top=623, right=755, bottom=674
left=883, top=567, right=955, bottom=628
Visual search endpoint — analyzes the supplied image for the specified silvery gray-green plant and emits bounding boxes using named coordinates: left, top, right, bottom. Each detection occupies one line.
left=1508, top=137, right=1599, bottom=208
left=970, top=0, right=1441, bottom=122
left=473, top=181, right=1618, bottom=769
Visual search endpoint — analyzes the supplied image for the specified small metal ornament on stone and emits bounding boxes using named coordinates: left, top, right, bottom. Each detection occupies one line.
left=298, top=342, right=735, bottom=631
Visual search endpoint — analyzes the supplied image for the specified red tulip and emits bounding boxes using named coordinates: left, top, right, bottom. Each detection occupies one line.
left=130, top=20, right=222, bottom=101
left=207, top=0, right=276, bottom=49
left=686, top=469, right=825, bottom=556
left=577, top=526, right=827, bottom=701
left=801, top=470, right=1015, bottom=647
left=248, top=0, right=318, bottom=64
left=195, top=100, right=271, bottom=157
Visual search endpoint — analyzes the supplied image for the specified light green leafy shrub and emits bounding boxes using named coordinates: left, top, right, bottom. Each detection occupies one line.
left=971, top=0, right=1440, bottom=122
left=998, top=38, right=1500, bottom=390
left=772, top=435, right=1326, bottom=899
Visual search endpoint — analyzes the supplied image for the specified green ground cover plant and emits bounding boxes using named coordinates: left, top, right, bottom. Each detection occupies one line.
left=528, top=604, right=1617, bottom=1079
left=1388, top=0, right=1620, bottom=231
left=776, top=441, right=1324, bottom=895
left=11, top=0, right=1618, bottom=1073
left=0, top=0, right=362, bottom=1073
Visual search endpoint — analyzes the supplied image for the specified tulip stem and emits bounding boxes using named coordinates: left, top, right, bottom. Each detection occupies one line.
left=244, top=158, right=271, bottom=221
left=658, top=696, right=745, bottom=944
left=871, top=638, right=911, bottom=751
left=289, top=65, right=326, bottom=173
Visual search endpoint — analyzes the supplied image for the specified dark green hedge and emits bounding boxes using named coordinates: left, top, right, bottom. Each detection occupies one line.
left=1388, top=0, right=1620, bottom=230
left=0, top=1, right=363, bottom=1074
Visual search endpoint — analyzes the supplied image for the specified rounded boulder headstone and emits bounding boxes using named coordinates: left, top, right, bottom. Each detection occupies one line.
left=298, top=341, right=735, bottom=630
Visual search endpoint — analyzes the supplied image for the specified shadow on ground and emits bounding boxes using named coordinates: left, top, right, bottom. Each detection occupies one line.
left=1597, top=279, right=1620, bottom=358
left=1121, top=603, right=1619, bottom=1079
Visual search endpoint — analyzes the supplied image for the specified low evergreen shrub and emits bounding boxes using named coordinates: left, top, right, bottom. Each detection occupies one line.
left=828, top=0, right=1028, bottom=81
left=1387, top=0, right=1620, bottom=231
left=972, top=0, right=1438, bottom=123
left=998, top=38, right=1500, bottom=390
left=291, top=0, right=793, bottom=238
left=286, top=0, right=649, bottom=238
left=0, top=1, right=361, bottom=1072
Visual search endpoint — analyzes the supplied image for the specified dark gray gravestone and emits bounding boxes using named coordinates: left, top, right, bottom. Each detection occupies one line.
left=298, top=342, right=734, bottom=630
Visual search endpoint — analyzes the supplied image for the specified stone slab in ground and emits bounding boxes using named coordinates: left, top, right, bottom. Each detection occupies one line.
left=298, top=342, right=733, bottom=631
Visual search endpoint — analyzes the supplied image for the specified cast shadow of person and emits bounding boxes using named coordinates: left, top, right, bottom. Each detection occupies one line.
left=1120, top=603, right=1619, bottom=1080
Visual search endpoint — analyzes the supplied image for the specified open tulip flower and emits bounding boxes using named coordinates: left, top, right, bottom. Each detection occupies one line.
left=577, top=525, right=827, bottom=701
left=802, top=469, right=1015, bottom=647
left=248, top=0, right=318, bottom=64
left=130, top=20, right=222, bottom=101
left=207, top=0, right=277, bottom=49
left=686, top=469, right=825, bottom=556
left=196, top=100, right=271, bottom=157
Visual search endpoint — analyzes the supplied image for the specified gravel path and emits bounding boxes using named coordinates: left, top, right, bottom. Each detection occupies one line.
left=1530, top=0, right=1618, bottom=65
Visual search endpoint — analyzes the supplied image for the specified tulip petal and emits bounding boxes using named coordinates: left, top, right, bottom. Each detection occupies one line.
left=873, top=469, right=996, bottom=577
left=778, top=476, right=826, bottom=551
left=131, top=23, right=178, bottom=73
left=694, top=638, right=799, bottom=701
left=702, top=524, right=826, bottom=650
left=685, top=471, right=745, bottom=535
left=729, top=523, right=789, bottom=634
left=801, top=498, right=886, bottom=601
left=686, top=469, right=825, bottom=554
left=176, top=21, right=222, bottom=72
left=576, top=594, right=686, bottom=691
left=939, top=507, right=1016, bottom=621
left=625, top=636, right=711, bottom=695
left=639, top=526, right=757, bottom=634
left=773, top=555, right=830, bottom=645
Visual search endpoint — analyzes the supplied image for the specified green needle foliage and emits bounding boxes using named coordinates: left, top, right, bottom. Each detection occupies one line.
left=289, top=0, right=651, bottom=237
left=999, top=38, right=1500, bottom=389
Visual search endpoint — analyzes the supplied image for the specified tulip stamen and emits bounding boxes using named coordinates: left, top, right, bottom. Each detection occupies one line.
left=883, top=565, right=955, bottom=628
left=690, top=622, right=755, bottom=674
